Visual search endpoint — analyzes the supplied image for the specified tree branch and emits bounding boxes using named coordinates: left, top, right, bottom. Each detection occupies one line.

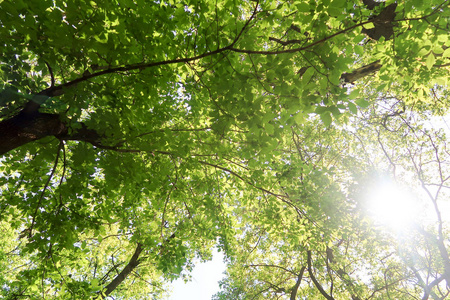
left=416, top=226, right=450, bottom=286
left=0, top=4, right=399, bottom=156
left=230, top=20, right=374, bottom=55
left=38, top=14, right=372, bottom=99
left=99, top=243, right=143, bottom=298
left=341, top=60, right=382, bottom=83
left=38, top=2, right=261, bottom=99
left=421, top=275, right=445, bottom=300
left=307, top=251, right=335, bottom=300
left=27, top=141, right=63, bottom=237
left=290, top=266, right=306, bottom=300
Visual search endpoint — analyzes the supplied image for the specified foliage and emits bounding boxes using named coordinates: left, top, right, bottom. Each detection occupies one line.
left=0, top=0, right=449, bottom=299
left=214, top=99, right=450, bottom=299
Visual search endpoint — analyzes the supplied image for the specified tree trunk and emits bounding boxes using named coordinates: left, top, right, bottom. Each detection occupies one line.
left=0, top=110, right=105, bottom=155
left=0, top=111, right=66, bottom=155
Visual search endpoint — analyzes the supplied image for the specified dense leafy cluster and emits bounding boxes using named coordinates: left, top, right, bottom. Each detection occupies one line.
left=0, top=0, right=449, bottom=299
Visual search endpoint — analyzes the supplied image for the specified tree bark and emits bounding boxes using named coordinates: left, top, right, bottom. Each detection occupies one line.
left=307, top=251, right=335, bottom=300
left=0, top=111, right=66, bottom=155
left=100, top=243, right=143, bottom=298
left=362, top=0, right=380, bottom=10
left=0, top=110, right=104, bottom=155
left=361, top=3, right=397, bottom=41
left=290, top=266, right=305, bottom=300
left=341, top=60, right=382, bottom=83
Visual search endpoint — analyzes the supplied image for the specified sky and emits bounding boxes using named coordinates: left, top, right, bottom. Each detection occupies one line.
left=167, top=249, right=226, bottom=300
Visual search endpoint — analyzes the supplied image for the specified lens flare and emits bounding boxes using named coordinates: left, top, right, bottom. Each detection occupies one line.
left=365, top=179, right=419, bottom=231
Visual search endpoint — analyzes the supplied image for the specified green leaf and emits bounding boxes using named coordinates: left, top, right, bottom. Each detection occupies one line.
left=443, top=47, right=450, bottom=58
left=348, top=102, right=357, bottom=114
left=320, top=112, right=332, bottom=126
left=355, top=98, right=370, bottom=108
left=353, top=34, right=365, bottom=44
left=363, top=22, right=375, bottom=29
left=349, top=89, right=360, bottom=99
left=297, top=3, right=310, bottom=12
left=354, top=45, right=364, bottom=55
left=330, top=0, right=346, bottom=8
left=426, top=53, right=436, bottom=69
left=265, top=123, right=274, bottom=135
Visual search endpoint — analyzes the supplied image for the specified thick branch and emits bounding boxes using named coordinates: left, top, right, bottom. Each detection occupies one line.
left=341, top=60, right=382, bottom=83
left=290, top=266, right=306, bottom=300
left=0, top=4, right=387, bottom=155
left=0, top=57, right=383, bottom=155
left=307, top=251, right=335, bottom=300
left=421, top=275, right=445, bottom=300
left=362, top=0, right=381, bottom=10
left=55, top=122, right=104, bottom=146
left=101, top=243, right=143, bottom=298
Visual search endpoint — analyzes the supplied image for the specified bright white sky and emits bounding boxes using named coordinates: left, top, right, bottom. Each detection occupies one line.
left=167, top=249, right=226, bottom=300
left=365, top=115, right=450, bottom=231
left=365, top=178, right=420, bottom=231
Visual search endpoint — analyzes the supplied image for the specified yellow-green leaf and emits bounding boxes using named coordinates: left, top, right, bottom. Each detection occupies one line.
left=426, top=53, right=436, bottom=69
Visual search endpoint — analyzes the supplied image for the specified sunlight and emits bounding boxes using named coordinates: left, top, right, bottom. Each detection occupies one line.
left=365, top=179, right=419, bottom=231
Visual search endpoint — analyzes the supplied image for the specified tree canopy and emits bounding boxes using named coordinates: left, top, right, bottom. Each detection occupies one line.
left=0, top=0, right=449, bottom=299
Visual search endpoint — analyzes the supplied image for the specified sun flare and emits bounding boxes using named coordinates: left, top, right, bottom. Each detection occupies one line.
left=365, top=179, right=419, bottom=231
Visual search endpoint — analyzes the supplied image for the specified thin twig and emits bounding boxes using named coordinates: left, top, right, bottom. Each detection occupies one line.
left=28, top=141, right=63, bottom=237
